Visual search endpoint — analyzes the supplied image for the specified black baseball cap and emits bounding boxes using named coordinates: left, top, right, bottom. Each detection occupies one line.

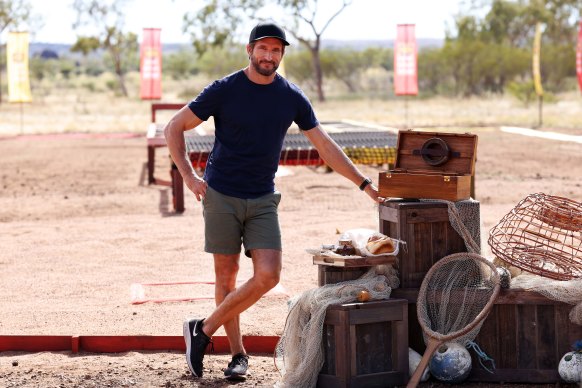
left=249, top=22, right=290, bottom=46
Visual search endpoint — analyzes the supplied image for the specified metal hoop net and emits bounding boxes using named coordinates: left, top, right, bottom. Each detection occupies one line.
left=417, top=253, right=501, bottom=346
left=488, top=193, right=582, bottom=280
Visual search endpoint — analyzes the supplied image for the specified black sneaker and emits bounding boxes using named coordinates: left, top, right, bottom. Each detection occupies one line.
left=183, top=318, right=212, bottom=377
left=224, top=353, right=249, bottom=380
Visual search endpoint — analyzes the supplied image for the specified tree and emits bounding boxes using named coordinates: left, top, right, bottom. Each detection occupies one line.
left=0, top=0, right=33, bottom=103
left=196, top=44, right=248, bottom=78
left=321, top=48, right=366, bottom=93
left=439, top=0, right=582, bottom=96
left=72, top=0, right=138, bottom=97
left=183, top=0, right=351, bottom=102
left=164, top=50, right=198, bottom=80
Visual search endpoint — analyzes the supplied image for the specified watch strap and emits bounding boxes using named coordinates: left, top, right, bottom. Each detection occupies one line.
left=359, top=177, right=372, bottom=191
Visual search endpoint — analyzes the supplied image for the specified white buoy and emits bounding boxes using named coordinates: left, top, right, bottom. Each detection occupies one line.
left=408, top=347, right=430, bottom=382
left=558, top=351, right=582, bottom=383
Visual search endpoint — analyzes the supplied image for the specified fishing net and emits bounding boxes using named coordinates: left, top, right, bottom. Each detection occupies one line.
left=417, top=252, right=500, bottom=345
left=510, top=275, right=582, bottom=325
left=422, top=198, right=481, bottom=254
left=273, top=264, right=399, bottom=388
left=410, top=252, right=500, bottom=387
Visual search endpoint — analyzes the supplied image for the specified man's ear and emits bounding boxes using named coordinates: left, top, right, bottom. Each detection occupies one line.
left=246, top=44, right=252, bottom=57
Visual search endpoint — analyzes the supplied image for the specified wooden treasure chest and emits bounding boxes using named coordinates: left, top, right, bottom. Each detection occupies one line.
left=378, top=130, right=478, bottom=201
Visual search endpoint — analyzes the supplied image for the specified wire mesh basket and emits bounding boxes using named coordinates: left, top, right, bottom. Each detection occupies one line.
left=488, top=193, right=582, bottom=280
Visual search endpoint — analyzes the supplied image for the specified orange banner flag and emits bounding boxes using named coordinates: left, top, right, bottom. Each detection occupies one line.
left=394, top=24, right=418, bottom=96
left=140, top=28, right=162, bottom=100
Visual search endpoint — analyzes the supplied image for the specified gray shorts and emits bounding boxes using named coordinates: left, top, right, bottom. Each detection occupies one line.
left=202, top=186, right=282, bottom=257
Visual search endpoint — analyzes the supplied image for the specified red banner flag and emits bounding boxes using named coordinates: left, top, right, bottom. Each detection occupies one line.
left=577, top=21, right=582, bottom=93
left=140, top=28, right=162, bottom=100
left=394, top=24, right=418, bottom=96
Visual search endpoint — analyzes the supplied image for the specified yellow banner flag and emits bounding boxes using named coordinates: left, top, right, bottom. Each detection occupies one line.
left=532, top=23, right=543, bottom=97
left=7, top=31, right=32, bottom=103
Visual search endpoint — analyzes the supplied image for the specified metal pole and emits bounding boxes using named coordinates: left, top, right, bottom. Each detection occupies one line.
left=20, top=102, right=24, bottom=135
left=405, top=96, right=409, bottom=128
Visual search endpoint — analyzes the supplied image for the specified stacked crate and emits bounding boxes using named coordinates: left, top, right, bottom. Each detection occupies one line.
left=314, top=256, right=409, bottom=387
left=379, top=199, right=581, bottom=383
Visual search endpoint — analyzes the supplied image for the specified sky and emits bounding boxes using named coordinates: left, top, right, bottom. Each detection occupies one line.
left=25, top=0, right=464, bottom=44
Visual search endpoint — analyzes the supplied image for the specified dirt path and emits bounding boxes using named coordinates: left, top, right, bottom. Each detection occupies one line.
left=0, top=126, right=580, bottom=387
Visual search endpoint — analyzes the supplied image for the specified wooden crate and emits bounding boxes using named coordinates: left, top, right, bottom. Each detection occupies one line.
left=313, top=254, right=397, bottom=268
left=318, top=266, right=369, bottom=287
left=318, top=300, right=409, bottom=388
left=391, top=288, right=582, bottom=383
left=378, top=130, right=477, bottom=201
left=379, top=199, right=479, bottom=288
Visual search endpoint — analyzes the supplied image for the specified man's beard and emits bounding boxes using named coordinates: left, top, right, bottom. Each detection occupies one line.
left=250, top=55, right=279, bottom=76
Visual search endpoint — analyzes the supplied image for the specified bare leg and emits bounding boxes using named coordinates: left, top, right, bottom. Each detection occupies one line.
left=213, top=253, right=245, bottom=355
left=202, top=249, right=282, bottom=337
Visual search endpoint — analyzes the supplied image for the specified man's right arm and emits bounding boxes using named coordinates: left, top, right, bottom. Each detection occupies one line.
left=163, top=106, right=208, bottom=201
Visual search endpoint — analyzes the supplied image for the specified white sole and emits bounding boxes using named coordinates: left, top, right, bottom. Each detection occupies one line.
left=183, top=320, right=198, bottom=377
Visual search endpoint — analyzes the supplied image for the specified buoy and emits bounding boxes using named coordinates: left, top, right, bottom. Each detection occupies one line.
left=408, top=347, right=430, bottom=382
left=558, top=351, right=582, bottom=383
left=357, top=290, right=370, bottom=302
left=429, top=342, right=472, bottom=383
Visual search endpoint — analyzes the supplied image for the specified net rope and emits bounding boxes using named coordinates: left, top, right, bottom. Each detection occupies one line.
left=273, top=264, right=399, bottom=388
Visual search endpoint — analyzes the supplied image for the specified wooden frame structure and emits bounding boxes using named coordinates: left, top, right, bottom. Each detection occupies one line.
left=146, top=103, right=398, bottom=213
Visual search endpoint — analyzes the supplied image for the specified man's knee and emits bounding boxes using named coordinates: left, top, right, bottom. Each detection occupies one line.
left=214, top=254, right=240, bottom=282
left=250, top=249, right=282, bottom=292
left=254, top=268, right=280, bottom=291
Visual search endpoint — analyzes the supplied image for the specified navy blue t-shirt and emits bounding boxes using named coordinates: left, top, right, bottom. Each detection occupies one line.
left=188, top=70, right=319, bottom=199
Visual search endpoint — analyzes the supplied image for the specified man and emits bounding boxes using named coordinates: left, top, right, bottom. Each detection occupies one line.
left=164, top=21, right=381, bottom=380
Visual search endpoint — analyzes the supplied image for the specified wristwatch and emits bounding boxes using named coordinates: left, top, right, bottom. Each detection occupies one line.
left=359, top=177, right=372, bottom=191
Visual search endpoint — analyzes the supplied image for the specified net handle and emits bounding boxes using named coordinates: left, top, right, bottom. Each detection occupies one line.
left=407, top=337, right=441, bottom=388
left=416, top=252, right=501, bottom=342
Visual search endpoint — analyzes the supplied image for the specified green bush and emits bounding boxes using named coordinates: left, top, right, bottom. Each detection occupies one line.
left=506, top=80, right=536, bottom=106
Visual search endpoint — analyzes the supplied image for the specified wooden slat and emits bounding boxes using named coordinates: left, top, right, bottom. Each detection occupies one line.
left=497, top=304, right=518, bottom=369
left=555, top=304, right=571, bottom=362
left=317, top=266, right=367, bottom=287
left=351, top=371, right=407, bottom=387
left=355, top=323, right=393, bottom=375
left=405, top=207, right=451, bottom=223
left=517, top=305, right=537, bottom=369
left=472, top=304, right=498, bottom=369
left=431, top=221, right=449, bottom=265
left=312, top=254, right=397, bottom=268
left=348, top=304, right=405, bottom=325
left=334, top=309, right=349, bottom=383
left=537, top=305, right=557, bottom=369
left=468, top=368, right=560, bottom=383
left=321, top=324, right=335, bottom=375
left=394, top=302, right=409, bottom=378
left=377, top=203, right=398, bottom=223
left=413, top=221, right=433, bottom=278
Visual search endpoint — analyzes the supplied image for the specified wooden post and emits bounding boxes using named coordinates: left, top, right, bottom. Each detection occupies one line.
left=171, top=165, right=184, bottom=213
left=538, top=95, right=543, bottom=128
